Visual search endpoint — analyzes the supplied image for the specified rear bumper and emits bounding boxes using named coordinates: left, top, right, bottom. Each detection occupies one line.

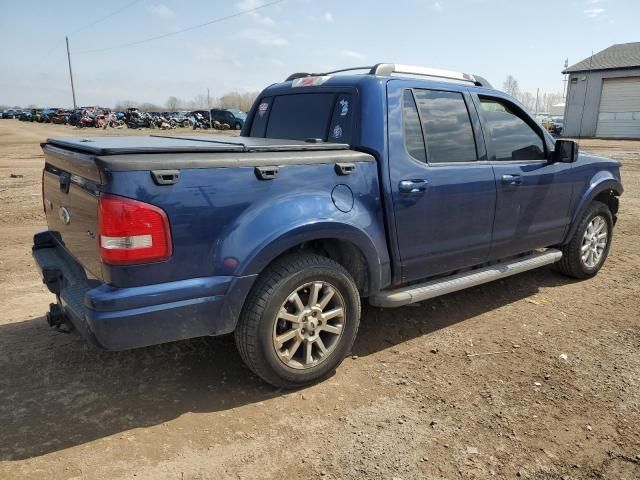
left=32, top=231, right=256, bottom=350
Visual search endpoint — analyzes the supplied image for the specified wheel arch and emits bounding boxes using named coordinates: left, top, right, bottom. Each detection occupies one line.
left=564, top=175, right=622, bottom=244
left=238, top=222, right=388, bottom=297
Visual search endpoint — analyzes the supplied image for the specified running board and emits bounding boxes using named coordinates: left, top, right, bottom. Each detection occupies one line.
left=369, top=249, right=562, bottom=308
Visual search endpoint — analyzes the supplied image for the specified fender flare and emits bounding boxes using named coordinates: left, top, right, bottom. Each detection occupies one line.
left=238, top=220, right=388, bottom=295
left=564, top=176, right=623, bottom=243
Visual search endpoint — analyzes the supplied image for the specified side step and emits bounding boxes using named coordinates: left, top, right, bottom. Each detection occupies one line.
left=369, top=249, right=562, bottom=308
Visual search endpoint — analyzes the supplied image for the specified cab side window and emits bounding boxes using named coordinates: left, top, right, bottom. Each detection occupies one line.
left=327, top=93, right=353, bottom=143
left=402, top=90, right=427, bottom=162
left=250, top=97, right=271, bottom=137
left=479, top=98, right=546, bottom=161
left=413, top=89, right=478, bottom=163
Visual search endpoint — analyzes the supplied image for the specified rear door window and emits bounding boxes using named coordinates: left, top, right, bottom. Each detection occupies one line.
left=413, top=89, right=478, bottom=163
left=402, top=90, right=427, bottom=162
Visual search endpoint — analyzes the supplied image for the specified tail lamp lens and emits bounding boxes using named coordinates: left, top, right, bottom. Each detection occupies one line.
left=98, top=194, right=172, bottom=265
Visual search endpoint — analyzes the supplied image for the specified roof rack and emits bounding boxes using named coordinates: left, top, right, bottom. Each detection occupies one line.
left=285, top=63, right=492, bottom=88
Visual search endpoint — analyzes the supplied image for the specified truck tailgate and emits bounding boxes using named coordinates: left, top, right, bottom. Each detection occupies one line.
left=42, top=145, right=103, bottom=279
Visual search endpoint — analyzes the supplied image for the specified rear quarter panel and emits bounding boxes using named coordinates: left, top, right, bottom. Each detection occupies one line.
left=103, top=160, right=390, bottom=292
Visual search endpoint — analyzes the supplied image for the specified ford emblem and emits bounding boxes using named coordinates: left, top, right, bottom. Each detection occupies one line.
left=58, top=207, right=71, bottom=225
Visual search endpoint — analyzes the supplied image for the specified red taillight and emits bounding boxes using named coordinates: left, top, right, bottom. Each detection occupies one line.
left=98, top=194, right=172, bottom=265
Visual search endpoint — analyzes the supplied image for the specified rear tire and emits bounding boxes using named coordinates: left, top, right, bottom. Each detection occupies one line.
left=235, top=254, right=361, bottom=389
left=556, top=201, right=613, bottom=279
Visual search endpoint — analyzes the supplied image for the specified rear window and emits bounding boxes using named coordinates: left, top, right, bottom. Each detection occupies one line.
left=250, top=93, right=353, bottom=144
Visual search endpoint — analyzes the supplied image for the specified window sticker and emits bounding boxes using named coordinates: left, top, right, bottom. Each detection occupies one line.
left=332, top=124, right=343, bottom=138
left=258, top=102, right=269, bottom=117
left=339, top=99, right=349, bottom=116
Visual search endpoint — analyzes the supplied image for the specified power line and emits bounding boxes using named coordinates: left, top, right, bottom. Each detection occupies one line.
left=69, top=0, right=144, bottom=36
left=76, top=0, right=287, bottom=54
left=39, top=0, right=144, bottom=66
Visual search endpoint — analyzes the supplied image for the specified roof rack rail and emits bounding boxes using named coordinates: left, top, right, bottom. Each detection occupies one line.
left=370, top=63, right=492, bottom=88
left=285, top=64, right=492, bottom=88
left=285, top=67, right=371, bottom=81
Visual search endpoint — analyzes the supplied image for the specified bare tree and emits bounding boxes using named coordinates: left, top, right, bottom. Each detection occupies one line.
left=166, top=96, right=180, bottom=111
left=218, top=91, right=259, bottom=112
left=186, top=94, right=209, bottom=110
left=114, top=100, right=138, bottom=111
left=503, top=75, right=520, bottom=97
left=138, top=102, right=163, bottom=112
left=540, top=92, right=564, bottom=114
left=516, top=91, right=536, bottom=111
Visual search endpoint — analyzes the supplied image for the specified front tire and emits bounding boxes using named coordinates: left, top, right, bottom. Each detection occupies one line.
left=235, top=254, right=361, bottom=388
left=556, top=201, right=613, bottom=279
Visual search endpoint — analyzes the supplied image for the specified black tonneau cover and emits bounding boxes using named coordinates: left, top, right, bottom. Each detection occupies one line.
left=46, top=135, right=349, bottom=156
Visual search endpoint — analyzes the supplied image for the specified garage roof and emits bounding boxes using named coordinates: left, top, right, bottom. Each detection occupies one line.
left=564, top=42, right=640, bottom=73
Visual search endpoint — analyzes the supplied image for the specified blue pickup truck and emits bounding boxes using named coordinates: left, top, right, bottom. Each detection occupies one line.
left=34, top=64, right=622, bottom=388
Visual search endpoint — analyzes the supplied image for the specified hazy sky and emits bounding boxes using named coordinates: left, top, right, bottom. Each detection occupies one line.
left=1, top=0, right=638, bottom=107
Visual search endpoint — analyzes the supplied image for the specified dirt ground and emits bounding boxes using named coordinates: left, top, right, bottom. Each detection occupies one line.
left=0, top=120, right=638, bottom=480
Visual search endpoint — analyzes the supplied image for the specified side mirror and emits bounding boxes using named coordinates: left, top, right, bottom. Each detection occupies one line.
left=552, top=139, right=579, bottom=163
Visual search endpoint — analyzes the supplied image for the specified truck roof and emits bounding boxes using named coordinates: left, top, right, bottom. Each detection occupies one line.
left=262, top=73, right=500, bottom=99
left=263, top=63, right=496, bottom=95
left=45, top=135, right=350, bottom=156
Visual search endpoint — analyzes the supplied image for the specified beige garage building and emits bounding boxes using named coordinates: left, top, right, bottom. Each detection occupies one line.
left=563, top=42, right=640, bottom=138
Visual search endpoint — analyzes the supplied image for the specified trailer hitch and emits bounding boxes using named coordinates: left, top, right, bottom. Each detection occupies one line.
left=42, top=267, right=64, bottom=296
left=46, top=303, right=72, bottom=334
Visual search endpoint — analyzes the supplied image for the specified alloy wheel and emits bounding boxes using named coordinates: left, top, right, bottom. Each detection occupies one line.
left=272, top=281, right=346, bottom=370
left=581, top=215, right=608, bottom=268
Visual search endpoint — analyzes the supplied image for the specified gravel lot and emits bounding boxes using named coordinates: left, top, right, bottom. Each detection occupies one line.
left=0, top=120, right=639, bottom=479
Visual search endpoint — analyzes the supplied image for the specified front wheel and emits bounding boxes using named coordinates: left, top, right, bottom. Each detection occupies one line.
left=235, top=254, right=361, bottom=388
left=556, top=201, right=613, bottom=279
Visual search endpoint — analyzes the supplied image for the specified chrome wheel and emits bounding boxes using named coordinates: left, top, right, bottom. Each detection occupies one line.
left=581, top=215, right=608, bottom=269
left=272, top=281, right=346, bottom=370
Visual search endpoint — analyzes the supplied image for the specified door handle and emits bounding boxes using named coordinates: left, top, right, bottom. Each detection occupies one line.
left=399, top=179, right=428, bottom=193
left=501, top=174, right=522, bottom=185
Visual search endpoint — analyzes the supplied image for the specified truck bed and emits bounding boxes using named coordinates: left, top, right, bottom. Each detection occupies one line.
left=41, top=134, right=380, bottom=288
left=44, top=135, right=365, bottom=176
left=47, top=134, right=350, bottom=155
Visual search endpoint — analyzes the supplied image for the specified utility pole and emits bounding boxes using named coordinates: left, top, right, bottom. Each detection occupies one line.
left=207, top=88, right=212, bottom=129
left=535, top=88, right=539, bottom=117
left=65, top=36, right=77, bottom=110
